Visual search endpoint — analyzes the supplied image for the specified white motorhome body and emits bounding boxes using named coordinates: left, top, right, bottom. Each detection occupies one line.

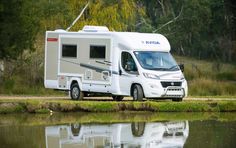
left=44, top=26, right=188, bottom=101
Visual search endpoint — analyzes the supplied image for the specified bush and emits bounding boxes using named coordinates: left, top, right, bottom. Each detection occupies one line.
left=216, top=71, right=236, bottom=81
left=189, top=78, right=236, bottom=96
left=3, top=79, right=15, bottom=91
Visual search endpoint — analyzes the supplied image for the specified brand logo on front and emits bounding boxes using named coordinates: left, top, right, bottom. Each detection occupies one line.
left=171, top=82, right=174, bottom=86
left=141, top=41, right=160, bottom=45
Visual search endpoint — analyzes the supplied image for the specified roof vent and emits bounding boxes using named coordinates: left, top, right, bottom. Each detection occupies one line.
left=55, top=29, right=66, bottom=32
left=82, top=25, right=109, bottom=32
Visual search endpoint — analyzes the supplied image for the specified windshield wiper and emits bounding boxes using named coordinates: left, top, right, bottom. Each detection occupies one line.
left=168, top=65, right=179, bottom=71
left=147, top=67, right=169, bottom=71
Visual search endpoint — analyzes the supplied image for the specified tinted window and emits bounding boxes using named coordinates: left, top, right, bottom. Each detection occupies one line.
left=62, top=45, right=77, bottom=58
left=121, top=52, right=137, bottom=72
left=90, top=45, right=106, bottom=59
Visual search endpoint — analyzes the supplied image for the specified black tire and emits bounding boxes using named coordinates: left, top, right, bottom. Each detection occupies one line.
left=132, top=84, right=144, bottom=101
left=112, top=95, right=124, bottom=101
left=172, top=98, right=183, bottom=102
left=131, top=122, right=145, bottom=137
left=70, top=83, right=83, bottom=100
left=70, top=123, right=81, bottom=136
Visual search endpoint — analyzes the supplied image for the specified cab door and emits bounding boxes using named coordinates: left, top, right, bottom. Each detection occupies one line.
left=119, top=51, right=139, bottom=95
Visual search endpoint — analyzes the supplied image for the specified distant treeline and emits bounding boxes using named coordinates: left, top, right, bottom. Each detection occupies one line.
left=0, top=0, right=235, bottom=62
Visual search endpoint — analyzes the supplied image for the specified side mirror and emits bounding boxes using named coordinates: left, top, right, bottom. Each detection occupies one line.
left=179, top=64, right=184, bottom=72
left=119, top=69, right=122, bottom=75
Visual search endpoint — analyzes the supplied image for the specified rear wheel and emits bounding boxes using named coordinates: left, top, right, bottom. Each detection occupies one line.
left=112, top=95, right=124, bottom=101
left=70, top=83, right=83, bottom=100
left=132, top=84, right=144, bottom=101
left=172, top=98, right=183, bottom=102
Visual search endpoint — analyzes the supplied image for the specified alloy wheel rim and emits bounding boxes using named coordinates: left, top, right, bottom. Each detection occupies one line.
left=133, top=88, right=138, bottom=100
left=134, top=123, right=139, bottom=131
left=72, top=87, right=79, bottom=98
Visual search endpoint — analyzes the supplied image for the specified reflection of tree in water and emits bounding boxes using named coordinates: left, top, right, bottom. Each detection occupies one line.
left=184, top=120, right=236, bottom=148
left=0, top=125, right=45, bottom=148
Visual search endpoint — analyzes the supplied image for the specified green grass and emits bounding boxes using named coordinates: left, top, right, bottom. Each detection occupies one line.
left=0, top=83, right=65, bottom=96
left=188, top=78, right=236, bottom=96
left=0, top=99, right=236, bottom=114
left=175, top=55, right=236, bottom=96
left=0, top=112, right=236, bottom=126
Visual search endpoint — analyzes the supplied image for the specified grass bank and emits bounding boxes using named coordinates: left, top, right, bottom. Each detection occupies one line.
left=1, top=112, right=235, bottom=126
left=0, top=99, right=236, bottom=114
left=175, top=55, right=236, bottom=96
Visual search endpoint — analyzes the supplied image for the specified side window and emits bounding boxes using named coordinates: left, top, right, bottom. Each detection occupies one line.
left=62, top=44, right=77, bottom=58
left=90, top=45, right=106, bottom=59
left=121, top=52, right=137, bottom=73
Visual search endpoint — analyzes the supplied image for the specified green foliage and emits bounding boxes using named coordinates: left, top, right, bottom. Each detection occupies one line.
left=0, top=103, right=24, bottom=113
left=219, top=101, right=236, bottom=112
left=143, top=0, right=236, bottom=62
left=0, top=0, right=235, bottom=61
left=216, top=71, right=236, bottom=81
left=3, top=79, right=15, bottom=91
left=0, top=0, right=235, bottom=96
left=189, top=78, right=236, bottom=96
left=1, top=112, right=236, bottom=126
left=35, top=108, right=50, bottom=114
left=68, top=0, right=138, bottom=31
left=0, top=0, right=40, bottom=59
left=78, top=101, right=118, bottom=112
left=38, top=0, right=74, bottom=31
left=1, top=100, right=236, bottom=113
left=175, top=55, right=236, bottom=96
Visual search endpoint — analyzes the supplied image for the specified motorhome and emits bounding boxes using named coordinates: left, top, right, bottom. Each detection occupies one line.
left=44, top=25, right=187, bottom=101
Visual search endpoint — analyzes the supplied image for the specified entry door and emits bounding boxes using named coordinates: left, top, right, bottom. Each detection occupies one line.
left=119, top=51, right=139, bottom=95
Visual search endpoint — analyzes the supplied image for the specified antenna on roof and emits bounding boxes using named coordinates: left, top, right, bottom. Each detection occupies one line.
left=66, top=2, right=89, bottom=31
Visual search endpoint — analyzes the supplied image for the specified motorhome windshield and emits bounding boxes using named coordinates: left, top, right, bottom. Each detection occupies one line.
left=134, top=51, right=179, bottom=71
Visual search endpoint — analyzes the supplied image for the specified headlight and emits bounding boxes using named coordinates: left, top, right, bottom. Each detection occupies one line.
left=143, top=73, right=160, bottom=79
left=180, top=74, right=185, bottom=80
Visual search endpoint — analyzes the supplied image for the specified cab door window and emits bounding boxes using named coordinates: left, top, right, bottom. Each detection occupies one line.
left=121, top=52, right=138, bottom=74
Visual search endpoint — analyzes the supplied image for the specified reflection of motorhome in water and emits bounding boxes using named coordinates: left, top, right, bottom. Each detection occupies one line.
left=44, top=25, right=188, bottom=101
left=45, top=121, right=189, bottom=148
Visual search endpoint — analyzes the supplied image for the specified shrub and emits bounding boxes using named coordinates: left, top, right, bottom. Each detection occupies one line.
left=189, top=78, right=236, bottom=96
left=216, top=71, right=236, bottom=81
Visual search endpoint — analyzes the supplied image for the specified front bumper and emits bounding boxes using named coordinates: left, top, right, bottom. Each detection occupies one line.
left=142, top=79, right=187, bottom=98
left=161, top=86, right=185, bottom=98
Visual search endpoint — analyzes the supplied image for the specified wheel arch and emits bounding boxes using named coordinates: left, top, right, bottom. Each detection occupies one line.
left=69, top=77, right=83, bottom=90
left=130, top=83, right=145, bottom=98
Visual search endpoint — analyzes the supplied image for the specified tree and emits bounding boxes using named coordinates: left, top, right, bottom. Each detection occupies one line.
left=0, top=0, right=40, bottom=60
left=141, top=0, right=236, bottom=62
left=68, top=0, right=139, bottom=31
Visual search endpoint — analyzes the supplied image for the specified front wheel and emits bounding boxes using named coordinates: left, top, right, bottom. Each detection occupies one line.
left=132, top=84, right=144, bottom=101
left=71, top=123, right=81, bottom=136
left=70, top=83, right=83, bottom=100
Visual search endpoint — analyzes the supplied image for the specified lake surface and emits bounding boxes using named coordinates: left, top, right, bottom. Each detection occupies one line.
left=0, top=113, right=235, bottom=148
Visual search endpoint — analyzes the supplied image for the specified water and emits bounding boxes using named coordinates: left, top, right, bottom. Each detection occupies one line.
left=0, top=113, right=236, bottom=148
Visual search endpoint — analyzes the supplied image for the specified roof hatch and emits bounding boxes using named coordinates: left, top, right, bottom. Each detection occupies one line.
left=81, top=25, right=109, bottom=32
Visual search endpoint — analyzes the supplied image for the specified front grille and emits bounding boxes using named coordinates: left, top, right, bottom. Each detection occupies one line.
left=161, top=81, right=182, bottom=88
